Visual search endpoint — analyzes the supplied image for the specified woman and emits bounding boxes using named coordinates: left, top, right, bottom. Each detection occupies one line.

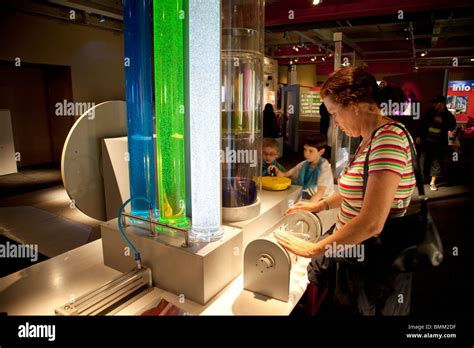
left=263, top=103, right=281, bottom=138
left=275, top=67, right=417, bottom=315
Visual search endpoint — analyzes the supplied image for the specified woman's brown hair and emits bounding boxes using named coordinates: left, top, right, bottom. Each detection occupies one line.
left=320, top=67, right=380, bottom=106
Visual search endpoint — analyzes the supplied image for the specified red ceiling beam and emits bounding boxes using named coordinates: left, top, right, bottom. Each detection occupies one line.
left=265, top=0, right=473, bottom=27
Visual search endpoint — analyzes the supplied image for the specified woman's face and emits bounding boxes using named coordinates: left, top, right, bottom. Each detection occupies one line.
left=323, top=96, right=360, bottom=137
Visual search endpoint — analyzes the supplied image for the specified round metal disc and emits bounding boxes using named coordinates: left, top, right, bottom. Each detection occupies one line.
left=61, top=101, right=126, bottom=221
left=284, top=210, right=322, bottom=242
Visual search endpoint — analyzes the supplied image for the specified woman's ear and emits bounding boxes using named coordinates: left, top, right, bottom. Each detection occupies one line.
left=352, top=103, right=360, bottom=117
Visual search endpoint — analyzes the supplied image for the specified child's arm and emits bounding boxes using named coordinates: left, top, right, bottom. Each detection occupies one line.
left=268, top=164, right=293, bottom=177
left=308, top=159, right=333, bottom=202
left=309, top=185, right=327, bottom=202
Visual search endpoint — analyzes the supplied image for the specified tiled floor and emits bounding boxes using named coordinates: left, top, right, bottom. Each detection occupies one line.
left=0, top=164, right=62, bottom=200
left=0, top=206, right=92, bottom=257
left=0, top=185, right=103, bottom=260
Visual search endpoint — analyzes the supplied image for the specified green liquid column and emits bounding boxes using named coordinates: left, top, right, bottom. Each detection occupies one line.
left=153, top=0, right=188, bottom=227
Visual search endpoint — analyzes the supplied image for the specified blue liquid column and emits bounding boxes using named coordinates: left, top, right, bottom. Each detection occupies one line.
left=123, top=0, right=157, bottom=218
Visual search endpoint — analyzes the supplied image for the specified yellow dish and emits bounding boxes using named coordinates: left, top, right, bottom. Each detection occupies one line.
left=261, top=176, right=291, bottom=191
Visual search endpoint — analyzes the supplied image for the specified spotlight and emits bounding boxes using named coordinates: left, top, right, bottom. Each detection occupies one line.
left=470, top=58, right=474, bottom=62
left=328, top=52, right=333, bottom=58
left=322, top=56, right=326, bottom=61
left=421, top=51, right=427, bottom=57
left=99, top=16, right=105, bottom=23
left=313, top=0, right=322, bottom=5
left=289, top=60, right=293, bottom=64
left=294, top=58, right=298, bottom=62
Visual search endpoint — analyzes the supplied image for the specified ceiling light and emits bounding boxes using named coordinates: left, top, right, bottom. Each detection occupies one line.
left=421, top=51, right=427, bottom=57
left=322, top=57, right=326, bottom=61
left=99, top=16, right=105, bottom=23
left=313, top=0, right=322, bottom=5
left=294, top=58, right=298, bottom=62
left=328, top=52, right=333, bottom=58
left=289, top=60, right=293, bottom=64
left=470, top=58, right=474, bottom=62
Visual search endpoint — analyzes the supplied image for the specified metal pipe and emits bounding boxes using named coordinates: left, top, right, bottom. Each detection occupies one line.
left=121, top=212, right=190, bottom=247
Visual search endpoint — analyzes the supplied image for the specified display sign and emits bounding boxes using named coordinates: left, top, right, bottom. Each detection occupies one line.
left=300, top=90, right=321, bottom=117
left=448, top=80, right=474, bottom=91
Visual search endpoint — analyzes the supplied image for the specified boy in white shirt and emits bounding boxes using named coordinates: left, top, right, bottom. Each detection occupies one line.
left=269, top=135, right=334, bottom=202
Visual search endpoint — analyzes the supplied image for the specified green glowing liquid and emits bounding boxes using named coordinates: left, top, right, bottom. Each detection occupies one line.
left=153, top=0, right=188, bottom=227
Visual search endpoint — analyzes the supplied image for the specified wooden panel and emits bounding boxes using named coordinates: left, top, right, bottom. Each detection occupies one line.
left=0, top=65, right=52, bottom=167
left=43, top=65, right=74, bottom=163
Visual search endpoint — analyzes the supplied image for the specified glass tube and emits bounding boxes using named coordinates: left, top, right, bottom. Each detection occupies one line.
left=123, top=0, right=157, bottom=219
left=188, top=0, right=222, bottom=241
left=221, top=0, right=264, bottom=210
left=153, top=0, right=188, bottom=227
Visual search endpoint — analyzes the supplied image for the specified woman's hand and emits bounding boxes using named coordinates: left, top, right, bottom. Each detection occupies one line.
left=274, top=231, right=319, bottom=258
left=286, top=201, right=322, bottom=215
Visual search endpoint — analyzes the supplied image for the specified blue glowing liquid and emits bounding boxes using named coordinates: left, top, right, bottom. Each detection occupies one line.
left=123, top=0, right=158, bottom=219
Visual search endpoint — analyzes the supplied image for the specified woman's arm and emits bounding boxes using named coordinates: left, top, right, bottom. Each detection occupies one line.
left=276, top=170, right=400, bottom=257
left=286, top=191, right=342, bottom=214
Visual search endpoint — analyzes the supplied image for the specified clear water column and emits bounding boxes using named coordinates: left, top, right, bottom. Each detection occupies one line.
left=153, top=0, right=188, bottom=228
left=221, top=0, right=265, bottom=222
left=188, top=0, right=223, bottom=241
left=123, top=0, right=157, bottom=219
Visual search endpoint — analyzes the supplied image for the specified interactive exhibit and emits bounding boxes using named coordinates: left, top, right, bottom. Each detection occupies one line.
left=1, top=0, right=338, bottom=316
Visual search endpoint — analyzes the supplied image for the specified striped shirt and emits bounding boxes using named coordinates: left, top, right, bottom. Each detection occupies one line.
left=336, top=123, right=417, bottom=230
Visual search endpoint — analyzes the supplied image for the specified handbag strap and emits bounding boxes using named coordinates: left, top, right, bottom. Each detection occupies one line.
left=362, top=122, right=426, bottom=202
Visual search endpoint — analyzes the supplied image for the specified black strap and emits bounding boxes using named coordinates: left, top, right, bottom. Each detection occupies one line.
left=362, top=122, right=425, bottom=203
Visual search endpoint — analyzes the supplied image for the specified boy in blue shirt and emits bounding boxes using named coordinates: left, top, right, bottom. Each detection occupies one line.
left=269, top=135, right=334, bottom=201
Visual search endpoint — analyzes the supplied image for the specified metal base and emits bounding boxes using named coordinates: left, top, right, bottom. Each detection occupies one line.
left=222, top=196, right=261, bottom=223
left=244, top=237, right=291, bottom=302
left=101, top=219, right=242, bottom=305
left=55, top=268, right=152, bottom=316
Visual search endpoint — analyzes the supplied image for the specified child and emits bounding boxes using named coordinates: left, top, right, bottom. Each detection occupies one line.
left=270, top=134, right=334, bottom=201
left=262, top=138, right=286, bottom=176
